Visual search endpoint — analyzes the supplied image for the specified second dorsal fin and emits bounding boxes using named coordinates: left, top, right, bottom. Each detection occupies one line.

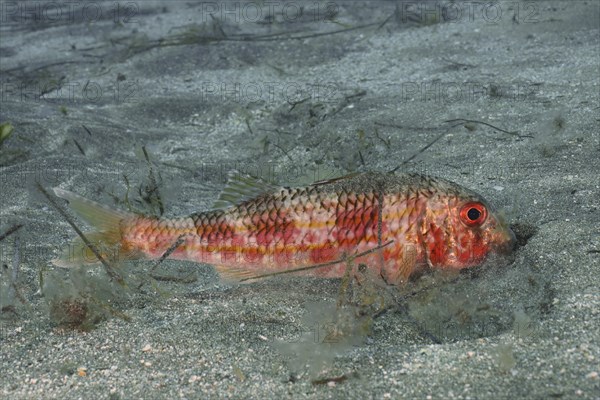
left=310, top=172, right=361, bottom=186
left=212, top=170, right=280, bottom=210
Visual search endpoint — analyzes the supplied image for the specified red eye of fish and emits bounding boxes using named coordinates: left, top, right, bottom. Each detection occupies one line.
left=459, top=202, right=487, bottom=226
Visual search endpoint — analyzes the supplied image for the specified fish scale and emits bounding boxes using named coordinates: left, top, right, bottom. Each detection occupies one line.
left=53, top=172, right=516, bottom=285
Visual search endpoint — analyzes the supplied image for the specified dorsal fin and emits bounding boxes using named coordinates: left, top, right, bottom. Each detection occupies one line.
left=212, top=170, right=280, bottom=210
left=310, top=172, right=361, bottom=187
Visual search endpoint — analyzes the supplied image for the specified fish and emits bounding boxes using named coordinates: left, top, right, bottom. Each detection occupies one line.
left=52, top=172, right=516, bottom=285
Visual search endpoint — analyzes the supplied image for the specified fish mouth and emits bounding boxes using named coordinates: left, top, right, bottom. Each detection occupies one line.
left=494, top=226, right=517, bottom=254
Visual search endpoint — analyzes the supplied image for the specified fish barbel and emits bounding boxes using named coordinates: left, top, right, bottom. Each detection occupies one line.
left=53, top=172, right=516, bottom=285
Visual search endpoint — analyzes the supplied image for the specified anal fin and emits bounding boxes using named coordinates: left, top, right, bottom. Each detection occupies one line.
left=213, top=265, right=266, bottom=283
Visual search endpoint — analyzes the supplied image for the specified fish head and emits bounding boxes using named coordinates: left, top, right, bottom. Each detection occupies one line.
left=422, top=187, right=516, bottom=270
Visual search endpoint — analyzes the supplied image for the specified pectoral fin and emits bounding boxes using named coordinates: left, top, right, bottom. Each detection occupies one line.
left=383, top=245, right=418, bottom=285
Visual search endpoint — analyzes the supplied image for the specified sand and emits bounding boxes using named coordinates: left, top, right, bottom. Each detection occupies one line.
left=1, top=1, right=599, bottom=399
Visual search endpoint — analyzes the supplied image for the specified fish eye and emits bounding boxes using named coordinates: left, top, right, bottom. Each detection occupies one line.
left=459, top=202, right=487, bottom=226
left=467, top=207, right=481, bottom=220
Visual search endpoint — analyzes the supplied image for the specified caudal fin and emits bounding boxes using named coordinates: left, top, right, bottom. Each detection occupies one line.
left=52, top=188, right=139, bottom=268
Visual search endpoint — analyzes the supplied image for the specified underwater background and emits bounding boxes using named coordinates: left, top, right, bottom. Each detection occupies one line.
left=0, top=1, right=599, bottom=398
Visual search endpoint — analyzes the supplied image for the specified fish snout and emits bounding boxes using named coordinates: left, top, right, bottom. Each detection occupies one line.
left=494, top=226, right=517, bottom=254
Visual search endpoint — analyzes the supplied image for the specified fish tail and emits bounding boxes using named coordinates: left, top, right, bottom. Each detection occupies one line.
left=52, top=188, right=139, bottom=268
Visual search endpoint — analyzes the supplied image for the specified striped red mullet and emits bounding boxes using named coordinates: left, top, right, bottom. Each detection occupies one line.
left=53, top=172, right=515, bottom=285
